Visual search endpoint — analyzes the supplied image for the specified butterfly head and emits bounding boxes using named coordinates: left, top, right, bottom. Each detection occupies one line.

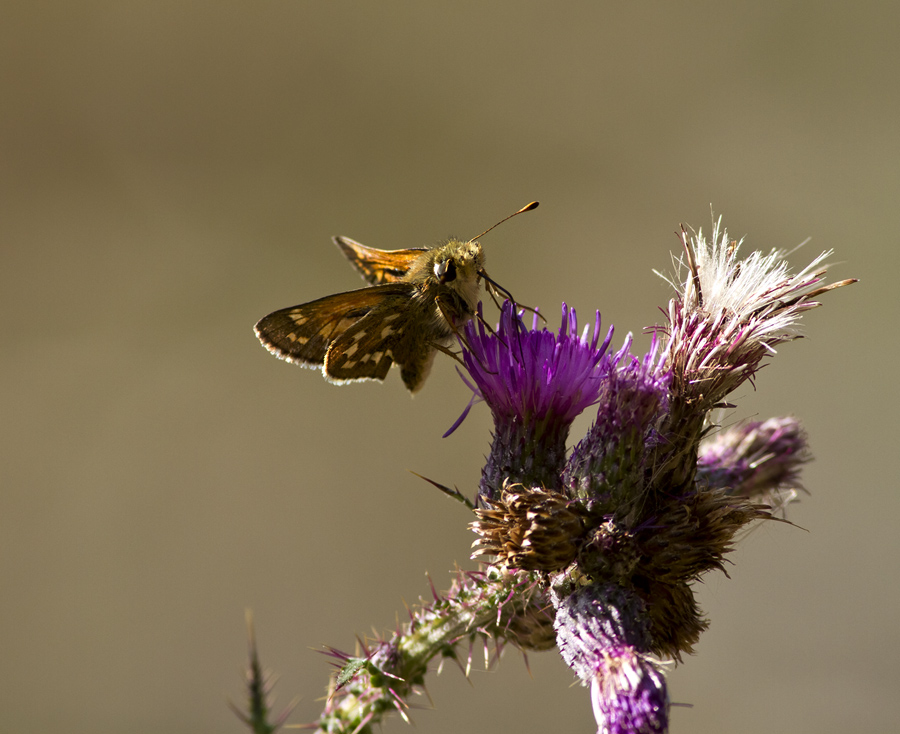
left=432, top=239, right=484, bottom=279
left=425, top=239, right=485, bottom=310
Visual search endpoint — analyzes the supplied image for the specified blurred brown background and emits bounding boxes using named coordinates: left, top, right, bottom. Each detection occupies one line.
left=2, top=3, right=896, bottom=733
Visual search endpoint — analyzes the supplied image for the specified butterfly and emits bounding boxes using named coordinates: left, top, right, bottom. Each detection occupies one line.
left=254, top=202, right=537, bottom=393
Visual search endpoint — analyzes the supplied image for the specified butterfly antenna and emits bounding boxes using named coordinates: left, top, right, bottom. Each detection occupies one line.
left=469, top=201, right=545, bottom=325
left=468, top=201, right=539, bottom=242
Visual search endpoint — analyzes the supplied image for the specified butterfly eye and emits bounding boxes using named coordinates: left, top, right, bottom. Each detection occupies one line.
left=435, top=259, right=457, bottom=284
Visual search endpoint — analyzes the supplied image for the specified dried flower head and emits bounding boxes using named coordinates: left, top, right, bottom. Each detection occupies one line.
left=658, top=217, right=856, bottom=413
left=471, top=482, right=586, bottom=571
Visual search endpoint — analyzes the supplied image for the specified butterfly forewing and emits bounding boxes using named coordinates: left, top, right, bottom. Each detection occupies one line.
left=254, top=284, right=412, bottom=368
left=333, top=236, right=427, bottom=285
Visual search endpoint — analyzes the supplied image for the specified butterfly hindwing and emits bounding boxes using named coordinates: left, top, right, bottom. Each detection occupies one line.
left=323, top=310, right=399, bottom=384
left=324, top=291, right=438, bottom=392
left=333, top=236, right=427, bottom=285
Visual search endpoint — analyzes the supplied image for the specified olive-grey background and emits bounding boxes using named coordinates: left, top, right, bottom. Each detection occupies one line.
left=2, top=3, right=895, bottom=733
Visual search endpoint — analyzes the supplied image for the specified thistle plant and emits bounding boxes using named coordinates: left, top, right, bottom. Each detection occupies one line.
left=237, top=217, right=855, bottom=734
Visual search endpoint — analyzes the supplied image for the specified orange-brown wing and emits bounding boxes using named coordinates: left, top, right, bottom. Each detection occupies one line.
left=332, top=236, right=427, bottom=285
left=254, top=283, right=413, bottom=368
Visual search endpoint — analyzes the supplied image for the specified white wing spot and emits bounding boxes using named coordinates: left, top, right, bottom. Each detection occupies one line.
left=344, top=343, right=358, bottom=357
left=370, top=351, right=383, bottom=363
left=380, top=326, right=395, bottom=339
left=337, top=318, right=357, bottom=331
left=352, top=330, right=366, bottom=342
left=287, top=333, right=309, bottom=345
left=382, top=313, right=400, bottom=323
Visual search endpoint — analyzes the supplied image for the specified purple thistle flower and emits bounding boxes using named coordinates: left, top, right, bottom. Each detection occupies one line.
left=554, top=584, right=669, bottom=734
left=647, top=219, right=856, bottom=511
left=453, top=301, right=617, bottom=504
left=589, top=650, right=668, bottom=734
left=565, top=338, right=672, bottom=510
left=658, top=217, right=857, bottom=416
left=698, top=417, right=811, bottom=512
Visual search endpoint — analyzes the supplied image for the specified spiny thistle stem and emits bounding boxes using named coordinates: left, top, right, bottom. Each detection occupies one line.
left=310, top=567, right=553, bottom=734
left=231, top=611, right=297, bottom=734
